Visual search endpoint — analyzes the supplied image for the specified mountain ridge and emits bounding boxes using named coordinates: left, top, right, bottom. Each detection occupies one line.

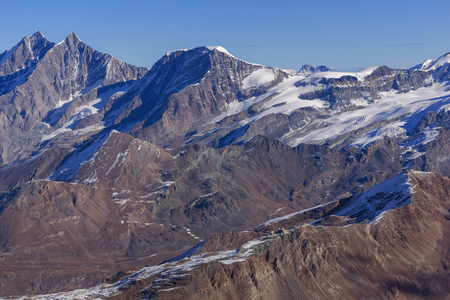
left=0, top=31, right=147, bottom=165
left=19, top=171, right=450, bottom=299
left=0, top=32, right=450, bottom=297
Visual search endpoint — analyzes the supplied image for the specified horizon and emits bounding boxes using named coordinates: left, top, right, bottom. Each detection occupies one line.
left=1, top=0, right=450, bottom=71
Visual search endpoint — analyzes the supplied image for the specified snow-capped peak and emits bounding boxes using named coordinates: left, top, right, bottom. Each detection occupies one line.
left=205, top=46, right=232, bottom=55
left=165, top=48, right=191, bottom=57
left=409, top=59, right=435, bottom=71
left=164, top=46, right=232, bottom=58
left=426, top=52, right=450, bottom=70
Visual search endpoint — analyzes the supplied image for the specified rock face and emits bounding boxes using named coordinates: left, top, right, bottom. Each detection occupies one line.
left=0, top=33, right=450, bottom=298
left=111, top=46, right=289, bottom=148
left=298, top=66, right=433, bottom=110
left=0, top=132, right=406, bottom=296
left=102, top=172, right=450, bottom=300
left=296, top=64, right=331, bottom=76
left=0, top=32, right=54, bottom=77
left=0, top=32, right=147, bottom=165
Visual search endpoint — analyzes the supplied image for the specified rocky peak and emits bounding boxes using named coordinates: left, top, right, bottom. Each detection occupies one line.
left=65, top=32, right=81, bottom=44
left=0, top=31, right=54, bottom=76
left=121, top=46, right=289, bottom=148
left=55, top=32, right=84, bottom=54
left=296, top=64, right=331, bottom=76
left=0, top=32, right=147, bottom=165
left=41, top=31, right=146, bottom=92
left=363, top=65, right=395, bottom=81
left=29, top=31, right=45, bottom=43
left=144, top=46, right=218, bottom=94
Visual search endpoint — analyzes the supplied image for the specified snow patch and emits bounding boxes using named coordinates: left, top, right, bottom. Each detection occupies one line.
left=188, top=191, right=218, bottom=207
left=205, top=46, right=232, bottom=56
left=410, top=59, right=434, bottom=71
left=209, top=75, right=325, bottom=125
left=263, top=200, right=338, bottom=225
left=351, top=122, right=407, bottom=148
left=165, top=48, right=190, bottom=56
left=242, top=68, right=277, bottom=89
left=183, top=227, right=201, bottom=240
left=332, top=173, right=414, bottom=223
left=105, top=141, right=132, bottom=175
left=49, top=131, right=116, bottom=181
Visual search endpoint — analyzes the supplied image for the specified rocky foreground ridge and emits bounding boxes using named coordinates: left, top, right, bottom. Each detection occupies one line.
left=0, top=32, right=449, bottom=298
left=21, top=171, right=450, bottom=299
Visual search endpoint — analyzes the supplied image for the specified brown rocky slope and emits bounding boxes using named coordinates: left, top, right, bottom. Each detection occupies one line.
left=110, top=172, right=450, bottom=300
left=0, top=133, right=406, bottom=296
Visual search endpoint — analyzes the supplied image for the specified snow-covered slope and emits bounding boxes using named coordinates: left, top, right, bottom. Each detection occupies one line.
left=426, top=52, right=450, bottom=70
left=284, top=83, right=450, bottom=147
left=186, top=55, right=450, bottom=151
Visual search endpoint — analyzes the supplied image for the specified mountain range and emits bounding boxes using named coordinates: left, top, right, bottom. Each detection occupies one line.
left=0, top=32, right=449, bottom=298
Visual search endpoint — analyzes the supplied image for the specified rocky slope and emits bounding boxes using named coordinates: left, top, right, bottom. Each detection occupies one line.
left=107, top=46, right=289, bottom=148
left=0, top=32, right=147, bottom=165
left=140, top=172, right=448, bottom=300
left=0, top=32, right=450, bottom=298
left=0, top=132, right=407, bottom=296
left=26, top=171, right=449, bottom=299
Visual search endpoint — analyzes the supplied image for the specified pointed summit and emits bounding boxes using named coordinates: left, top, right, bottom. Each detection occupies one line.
left=30, top=31, right=45, bottom=40
left=64, top=32, right=82, bottom=46
left=20, top=31, right=48, bottom=46
left=0, top=31, right=54, bottom=76
left=28, top=31, right=47, bottom=46
left=67, top=32, right=80, bottom=40
left=56, top=32, right=85, bottom=54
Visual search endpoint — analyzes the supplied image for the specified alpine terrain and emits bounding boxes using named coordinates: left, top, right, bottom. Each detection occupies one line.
left=0, top=32, right=449, bottom=299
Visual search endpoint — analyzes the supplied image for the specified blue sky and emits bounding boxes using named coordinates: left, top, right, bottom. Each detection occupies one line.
left=1, top=0, right=449, bottom=71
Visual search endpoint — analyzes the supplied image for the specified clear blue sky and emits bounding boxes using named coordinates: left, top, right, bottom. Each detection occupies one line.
left=1, top=0, right=449, bottom=71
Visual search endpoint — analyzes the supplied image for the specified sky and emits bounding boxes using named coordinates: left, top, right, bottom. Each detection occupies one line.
left=1, top=0, right=450, bottom=71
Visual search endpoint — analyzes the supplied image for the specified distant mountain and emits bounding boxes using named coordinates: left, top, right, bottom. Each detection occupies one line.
left=0, top=32, right=449, bottom=298
left=296, top=64, right=331, bottom=76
